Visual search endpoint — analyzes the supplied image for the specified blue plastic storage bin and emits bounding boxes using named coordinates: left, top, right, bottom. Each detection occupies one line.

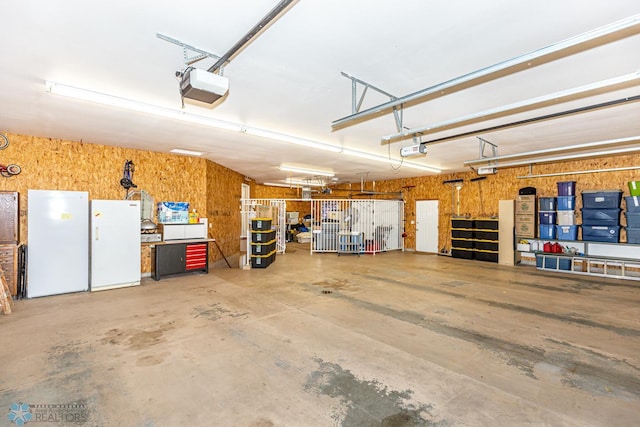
left=555, top=225, right=579, bottom=240
left=557, top=181, right=576, bottom=196
left=625, top=196, right=640, bottom=213
left=625, top=212, right=640, bottom=228
left=538, top=211, right=557, bottom=225
left=626, top=227, right=640, bottom=244
left=581, top=208, right=621, bottom=226
left=539, top=224, right=556, bottom=239
left=557, top=196, right=576, bottom=211
left=536, top=254, right=571, bottom=270
left=581, top=191, right=622, bottom=208
left=582, top=225, right=620, bottom=243
left=539, top=197, right=557, bottom=211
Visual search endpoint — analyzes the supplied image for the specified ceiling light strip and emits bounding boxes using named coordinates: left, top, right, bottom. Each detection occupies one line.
left=45, top=81, right=441, bottom=173
left=245, top=128, right=341, bottom=153
left=279, top=165, right=335, bottom=176
left=342, top=149, right=440, bottom=173
left=285, top=179, right=324, bottom=187
left=384, top=71, right=640, bottom=142
left=45, top=81, right=243, bottom=132
left=333, top=13, right=640, bottom=129
left=262, top=182, right=298, bottom=188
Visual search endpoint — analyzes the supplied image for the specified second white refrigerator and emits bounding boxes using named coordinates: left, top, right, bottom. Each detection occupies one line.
left=91, top=200, right=141, bottom=291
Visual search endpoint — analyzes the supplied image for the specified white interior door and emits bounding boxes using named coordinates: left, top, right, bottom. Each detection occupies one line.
left=416, top=200, right=439, bottom=253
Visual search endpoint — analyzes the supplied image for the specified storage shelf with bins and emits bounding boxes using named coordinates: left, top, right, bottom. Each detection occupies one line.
left=451, top=217, right=499, bottom=263
left=534, top=241, right=640, bottom=281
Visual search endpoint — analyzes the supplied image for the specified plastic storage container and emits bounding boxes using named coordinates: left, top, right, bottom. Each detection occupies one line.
left=451, top=238, right=474, bottom=249
left=581, top=225, right=620, bottom=243
left=557, top=210, right=576, bottom=225
left=535, top=254, right=572, bottom=270
left=625, top=212, right=640, bottom=228
left=451, top=218, right=473, bottom=229
left=475, top=250, right=498, bottom=263
left=474, top=219, right=499, bottom=230
left=628, top=181, right=640, bottom=196
left=451, top=229, right=473, bottom=239
left=626, top=227, right=640, bottom=244
left=557, top=181, right=577, bottom=196
left=557, top=196, right=576, bottom=211
left=451, top=248, right=475, bottom=259
left=251, top=218, right=272, bottom=231
left=625, top=196, right=640, bottom=213
left=251, top=229, right=277, bottom=243
left=580, top=208, right=621, bottom=226
left=539, top=224, right=556, bottom=239
left=539, top=197, right=557, bottom=211
left=538, top=211, right=557, bottom=225
left=555, top=225, right=579, bottom=241
left=581, top=191, right=622, bottom=209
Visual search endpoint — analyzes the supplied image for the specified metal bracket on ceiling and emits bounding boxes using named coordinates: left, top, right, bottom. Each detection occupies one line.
left=156, top=33, right=224, bottom=73
left=340, top=72, right=404, bottom=133
left=476, top=137, right=498, bottom=169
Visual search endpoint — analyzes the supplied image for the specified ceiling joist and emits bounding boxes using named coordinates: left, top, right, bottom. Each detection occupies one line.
left=331, top=13, right=640, bottom=131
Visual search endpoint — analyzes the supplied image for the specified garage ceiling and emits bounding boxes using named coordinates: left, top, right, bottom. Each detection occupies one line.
left=1, top=1, right=639, bottom=186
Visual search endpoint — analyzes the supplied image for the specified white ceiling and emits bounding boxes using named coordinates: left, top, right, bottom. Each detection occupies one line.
left=1, top=1, right=639, bottom=186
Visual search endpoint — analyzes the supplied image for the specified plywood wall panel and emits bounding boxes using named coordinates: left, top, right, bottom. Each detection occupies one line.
left=4, top=131, right=640, bottom=269
left=206, top=161, right=245, bottom=265
left=0, top=133, right=213, bottom=271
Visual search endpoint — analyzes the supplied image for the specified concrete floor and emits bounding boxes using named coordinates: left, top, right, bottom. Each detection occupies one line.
left=1, top=244, right=639, bottom=426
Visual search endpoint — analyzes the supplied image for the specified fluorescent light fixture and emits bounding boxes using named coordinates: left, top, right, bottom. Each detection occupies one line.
left=245, top=127, right=342, bottom=153
left=285, top=179, right=325, bottom=187
left=45, top=81, right=243, bottom=132
left=170, top=148, right=205, bottom=156
left=45, top=80, right=441, bottom=174
left=279, top=164, right=335, bottom=177
left=342, top=149, right=441, bottom=173
left=262, top=182, right=297, bottom=188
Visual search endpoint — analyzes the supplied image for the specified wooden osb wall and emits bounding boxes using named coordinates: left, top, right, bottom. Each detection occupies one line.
left=205, top=161, right=245, bottom=263
left=376, top=152, right=640, bottom=251
left=252, top=185, right=311, bottom=219
left=0, top=132, right=240, bottom=272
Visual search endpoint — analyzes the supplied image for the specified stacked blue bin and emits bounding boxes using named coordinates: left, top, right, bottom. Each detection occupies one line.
left=556, top=181, right=578, bottom=240
left=538, top=197, right=557, bottom=239
left=581, top=190, right=622, bottom=242
left=625, top=185, right=640, bottom=243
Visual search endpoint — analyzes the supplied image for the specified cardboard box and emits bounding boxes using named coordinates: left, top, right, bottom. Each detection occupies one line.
left=515, top=215, right=536, bottom=238
left=517, top=195, right=536, bottom=202
left=516, top=200, right=536, bottom=215
left=252, top=205, right=279, bottom=225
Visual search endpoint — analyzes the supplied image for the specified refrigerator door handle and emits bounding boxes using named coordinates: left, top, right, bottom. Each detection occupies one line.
left=95, top=226, right=99, bottom=240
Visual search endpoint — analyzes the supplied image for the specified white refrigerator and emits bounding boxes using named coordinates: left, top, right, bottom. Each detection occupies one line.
left=90, top=200, right=141, bottom=291
left=28, top=190, right=90, bottom=298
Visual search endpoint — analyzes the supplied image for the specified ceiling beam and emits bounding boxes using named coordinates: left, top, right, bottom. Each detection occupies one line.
left=331, top=13, right=640, bottom=130
left=382, top=71, right=640, bottom=143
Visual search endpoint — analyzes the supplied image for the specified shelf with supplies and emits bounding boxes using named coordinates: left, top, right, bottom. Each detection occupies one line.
left=519, top=238, right=640, bottom=281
